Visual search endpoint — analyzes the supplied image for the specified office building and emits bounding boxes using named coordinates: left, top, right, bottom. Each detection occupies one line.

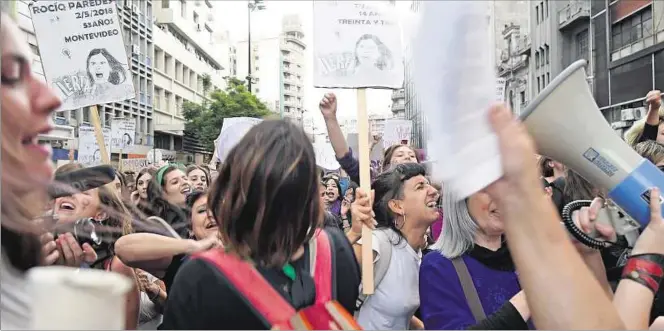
left=590, top=0, right=664, bottom=134
left=530, top=0, right=591, bottom=99
left=16, top=0, right=155, bottom=165
left=153, top=0, right=227, bottom=163
left=236, top=14, right=307, bottom=125
left=391, top=89, right=405, bottom=119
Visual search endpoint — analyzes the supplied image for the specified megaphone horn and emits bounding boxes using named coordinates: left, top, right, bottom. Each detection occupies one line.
left=519, top=59, right=664, bottom=228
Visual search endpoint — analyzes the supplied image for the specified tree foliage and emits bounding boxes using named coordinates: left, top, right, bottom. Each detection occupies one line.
left=182, top=77, right=271, bottom=152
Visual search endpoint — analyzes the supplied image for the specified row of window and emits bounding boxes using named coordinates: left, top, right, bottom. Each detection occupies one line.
left=535, top=44, right=550, bottom=69
left=535, top=0, right=550, bottom=25
left=611, top=6, right=652, bottom=53
left=536, top=72, right=551, bottom=94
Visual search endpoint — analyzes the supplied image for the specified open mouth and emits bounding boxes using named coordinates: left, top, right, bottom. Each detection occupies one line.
left=95, top=73, right=104, bottom=79
left=58, top=201, right=76, bottom=213
left=180, top=186, right=191, bottom=195
left=21, top=127, right=53, bottom=156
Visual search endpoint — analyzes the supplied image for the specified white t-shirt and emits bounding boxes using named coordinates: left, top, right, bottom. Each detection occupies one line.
left=356, top=228, right=422, bottom=330
left=1, top=252, right=31, bottom=330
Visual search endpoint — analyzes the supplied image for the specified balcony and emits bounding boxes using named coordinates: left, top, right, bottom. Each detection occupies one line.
left=515, top=36, right=531, bottom=56
left=283, top=35, right=307, bottom=49
left=392, top=103, right=405, bottom=112
left=391, top=89, right=405, bottom=100
left=558, top=0, right=590, bottom=31
left=154, top=7, right=222, bottom=69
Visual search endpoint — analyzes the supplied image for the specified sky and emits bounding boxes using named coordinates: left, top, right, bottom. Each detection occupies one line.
left=214, top=0, right=416, bottom=130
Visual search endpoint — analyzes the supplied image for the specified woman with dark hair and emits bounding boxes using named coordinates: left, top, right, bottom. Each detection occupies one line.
left=160, top=120, right=362, bottom=329
left=143, top=165, right=192, bottom=238
left=354, top=34, right=394, bottom=73
left=131, top=167, right=155, bottom=205
left=112, top=168, right=128, bottom=198
left=86, top=48, right=127, bottom=86
left=322, top=175, right=343, bottom=216
left=351, top=163, right=440, bottom=330
left=185, top=165, right=209, bottom=191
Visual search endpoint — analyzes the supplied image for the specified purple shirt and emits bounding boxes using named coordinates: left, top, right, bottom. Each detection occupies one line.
left=419, top=252, right=522, bottom=330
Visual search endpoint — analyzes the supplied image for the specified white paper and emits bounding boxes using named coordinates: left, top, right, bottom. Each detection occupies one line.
left=29, top=0, right=136, bottom=110
left=28, top=266, right=132, bottom=329
left=413, top=1, right=503, bottom=199
left=215, top=117, right=263, bottom=163
left=313, top=1, right=404, bottom=89
left=382, top=119, right=412, bottom=148
left=313, top=142, right=341, bottom=170
left=77, top=126, right=111, bottom=166
left=110, top=118, right=136, bottom=151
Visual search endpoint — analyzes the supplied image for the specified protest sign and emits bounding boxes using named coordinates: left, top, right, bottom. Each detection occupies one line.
left=382, top=119, right=412, bottom=148
left=110, top=117, right=136, bottom=151
left=77, top=125, right=111, bottom=166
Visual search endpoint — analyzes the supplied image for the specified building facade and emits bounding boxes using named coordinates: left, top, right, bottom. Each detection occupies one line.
left=236, top=15, right=307, bottom=125
left=152, top=0, right=227, bottom=163
left=497, top=23, right=532, bottom=115
left=530, top=0, right=591, bottom=98
left=590, top=0, right=664, bottom=134
left=17, top=0, right=155, bottom=165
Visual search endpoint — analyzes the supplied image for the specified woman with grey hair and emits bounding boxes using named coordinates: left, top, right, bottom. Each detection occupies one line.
left=419, top=186, right=532, bottom=329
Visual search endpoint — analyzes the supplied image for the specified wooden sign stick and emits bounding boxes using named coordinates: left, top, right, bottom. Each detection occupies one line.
left=356, top=88, right=374, bottom=294
left=89, top=105, right=111, bottom=165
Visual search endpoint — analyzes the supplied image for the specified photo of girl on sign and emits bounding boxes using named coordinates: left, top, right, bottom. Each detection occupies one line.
left=86, top=48, right=133, bottom=98
left=352, top=34, right=393, bottom=77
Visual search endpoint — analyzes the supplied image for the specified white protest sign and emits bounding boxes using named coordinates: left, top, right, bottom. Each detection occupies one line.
left=120, top=158, right=149, bottom=172
left=216, top=117, right=263, bottom=163
left=414, top=1, right=503, bottom=199
left=29, top=0, right=135, bottom=111
left=313, top=142, right=341, bottom=170
left=496, top=78, right=507, bottom=102
left=313, top=1, right=404, bottom=89
left=110, top=118, right=136, bottom=151
left=382, top=119, right=412, bottom=148
left=77, top=125, right=111, bottom=166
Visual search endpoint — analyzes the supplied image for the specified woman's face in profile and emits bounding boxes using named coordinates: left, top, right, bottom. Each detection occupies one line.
left=356, top=38, right=380, bottom=66
left=88, top=53, right=111, bottom=83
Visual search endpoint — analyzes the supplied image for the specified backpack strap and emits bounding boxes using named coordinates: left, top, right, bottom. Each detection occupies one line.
left=311, top=230, right=333, bottom=304
left=451, top=257, right=486, bottom=322
left=194, top=249, right=295, bottom=327
left=355, top=229, right=393, bottom=310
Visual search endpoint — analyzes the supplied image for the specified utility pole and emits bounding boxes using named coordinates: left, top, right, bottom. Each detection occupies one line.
left=247, top=0, right=265, bottom=93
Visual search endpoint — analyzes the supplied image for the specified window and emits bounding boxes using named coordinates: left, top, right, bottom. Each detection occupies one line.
left=83, top=107, right=90, bottom=123
left=179, top=0, right=186, bottom=18
left=537, top=77, right=541, bottom=93
left=576, top=31, right=589, bottom=61
left=535, top=51, right=540, bottom=68
left=520, top=91, right=525, bottom=104
left=536, top=5, right=539, bottom=24
left=545, top=45, right=550, bottom=64
left=544, top=0, right=548, bottom=18
left=193, top=12, right=199, bottom=24
left=547, top=73, right=550, bottom=84
left=611, top=6, right=652, bottom=53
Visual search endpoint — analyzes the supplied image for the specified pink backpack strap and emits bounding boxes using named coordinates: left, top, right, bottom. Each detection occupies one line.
left=312, top=229, right=333, bottom=304
left=194, top=249, right=296, bottom=327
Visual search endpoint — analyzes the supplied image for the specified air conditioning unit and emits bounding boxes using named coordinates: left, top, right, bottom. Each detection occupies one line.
left=620, top=107, right=647, bottom=122
left=131, top=44, right=139, bottom=54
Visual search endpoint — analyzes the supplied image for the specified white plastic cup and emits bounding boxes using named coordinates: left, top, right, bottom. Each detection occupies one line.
left=27, top=266, right=132, bottom=330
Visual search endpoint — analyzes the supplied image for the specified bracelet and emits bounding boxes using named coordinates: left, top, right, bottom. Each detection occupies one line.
left=148, top=288, right=161, bottom=301
left=621, top=253, right=664, bottom=294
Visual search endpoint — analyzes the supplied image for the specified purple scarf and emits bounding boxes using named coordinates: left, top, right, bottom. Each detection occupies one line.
left=327, top=199, right=342, bottom=217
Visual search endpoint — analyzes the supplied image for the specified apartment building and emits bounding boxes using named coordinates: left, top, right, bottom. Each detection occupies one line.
left=236, top=14, right=307, bottom=125
left=15, top=0, right=155, bottom=163
left=152, top=0, right=228, bottom=163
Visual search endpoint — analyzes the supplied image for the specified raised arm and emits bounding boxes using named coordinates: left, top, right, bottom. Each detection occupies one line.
left=486, top=104, right=624, bottom=329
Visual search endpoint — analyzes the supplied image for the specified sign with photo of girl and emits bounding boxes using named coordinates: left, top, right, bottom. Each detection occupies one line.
left=29, top=0, right=135, bottom=110
left=313, top=1, right=404, bottom=89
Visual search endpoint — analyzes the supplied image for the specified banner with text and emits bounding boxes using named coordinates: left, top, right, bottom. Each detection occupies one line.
left=110, top=117, right=136, bottom=151
left=120, top=158, right=149, bottom=172
left=77, top=125, right=111, bottom=166
left=382, top=119, right=412, bottom=148
left=313, top=1, right=404, bottom=89
left=29, top=0, right=135, bottom=110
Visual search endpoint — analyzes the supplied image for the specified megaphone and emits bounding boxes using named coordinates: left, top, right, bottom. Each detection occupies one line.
left=519, top=59, right=664, bottom=228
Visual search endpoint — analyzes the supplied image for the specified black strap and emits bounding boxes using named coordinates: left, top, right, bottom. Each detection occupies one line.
left=451, top=257, right=486, bottom=322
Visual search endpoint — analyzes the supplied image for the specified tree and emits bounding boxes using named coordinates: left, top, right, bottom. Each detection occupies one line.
left=183, top=77, right=271, bottom=152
